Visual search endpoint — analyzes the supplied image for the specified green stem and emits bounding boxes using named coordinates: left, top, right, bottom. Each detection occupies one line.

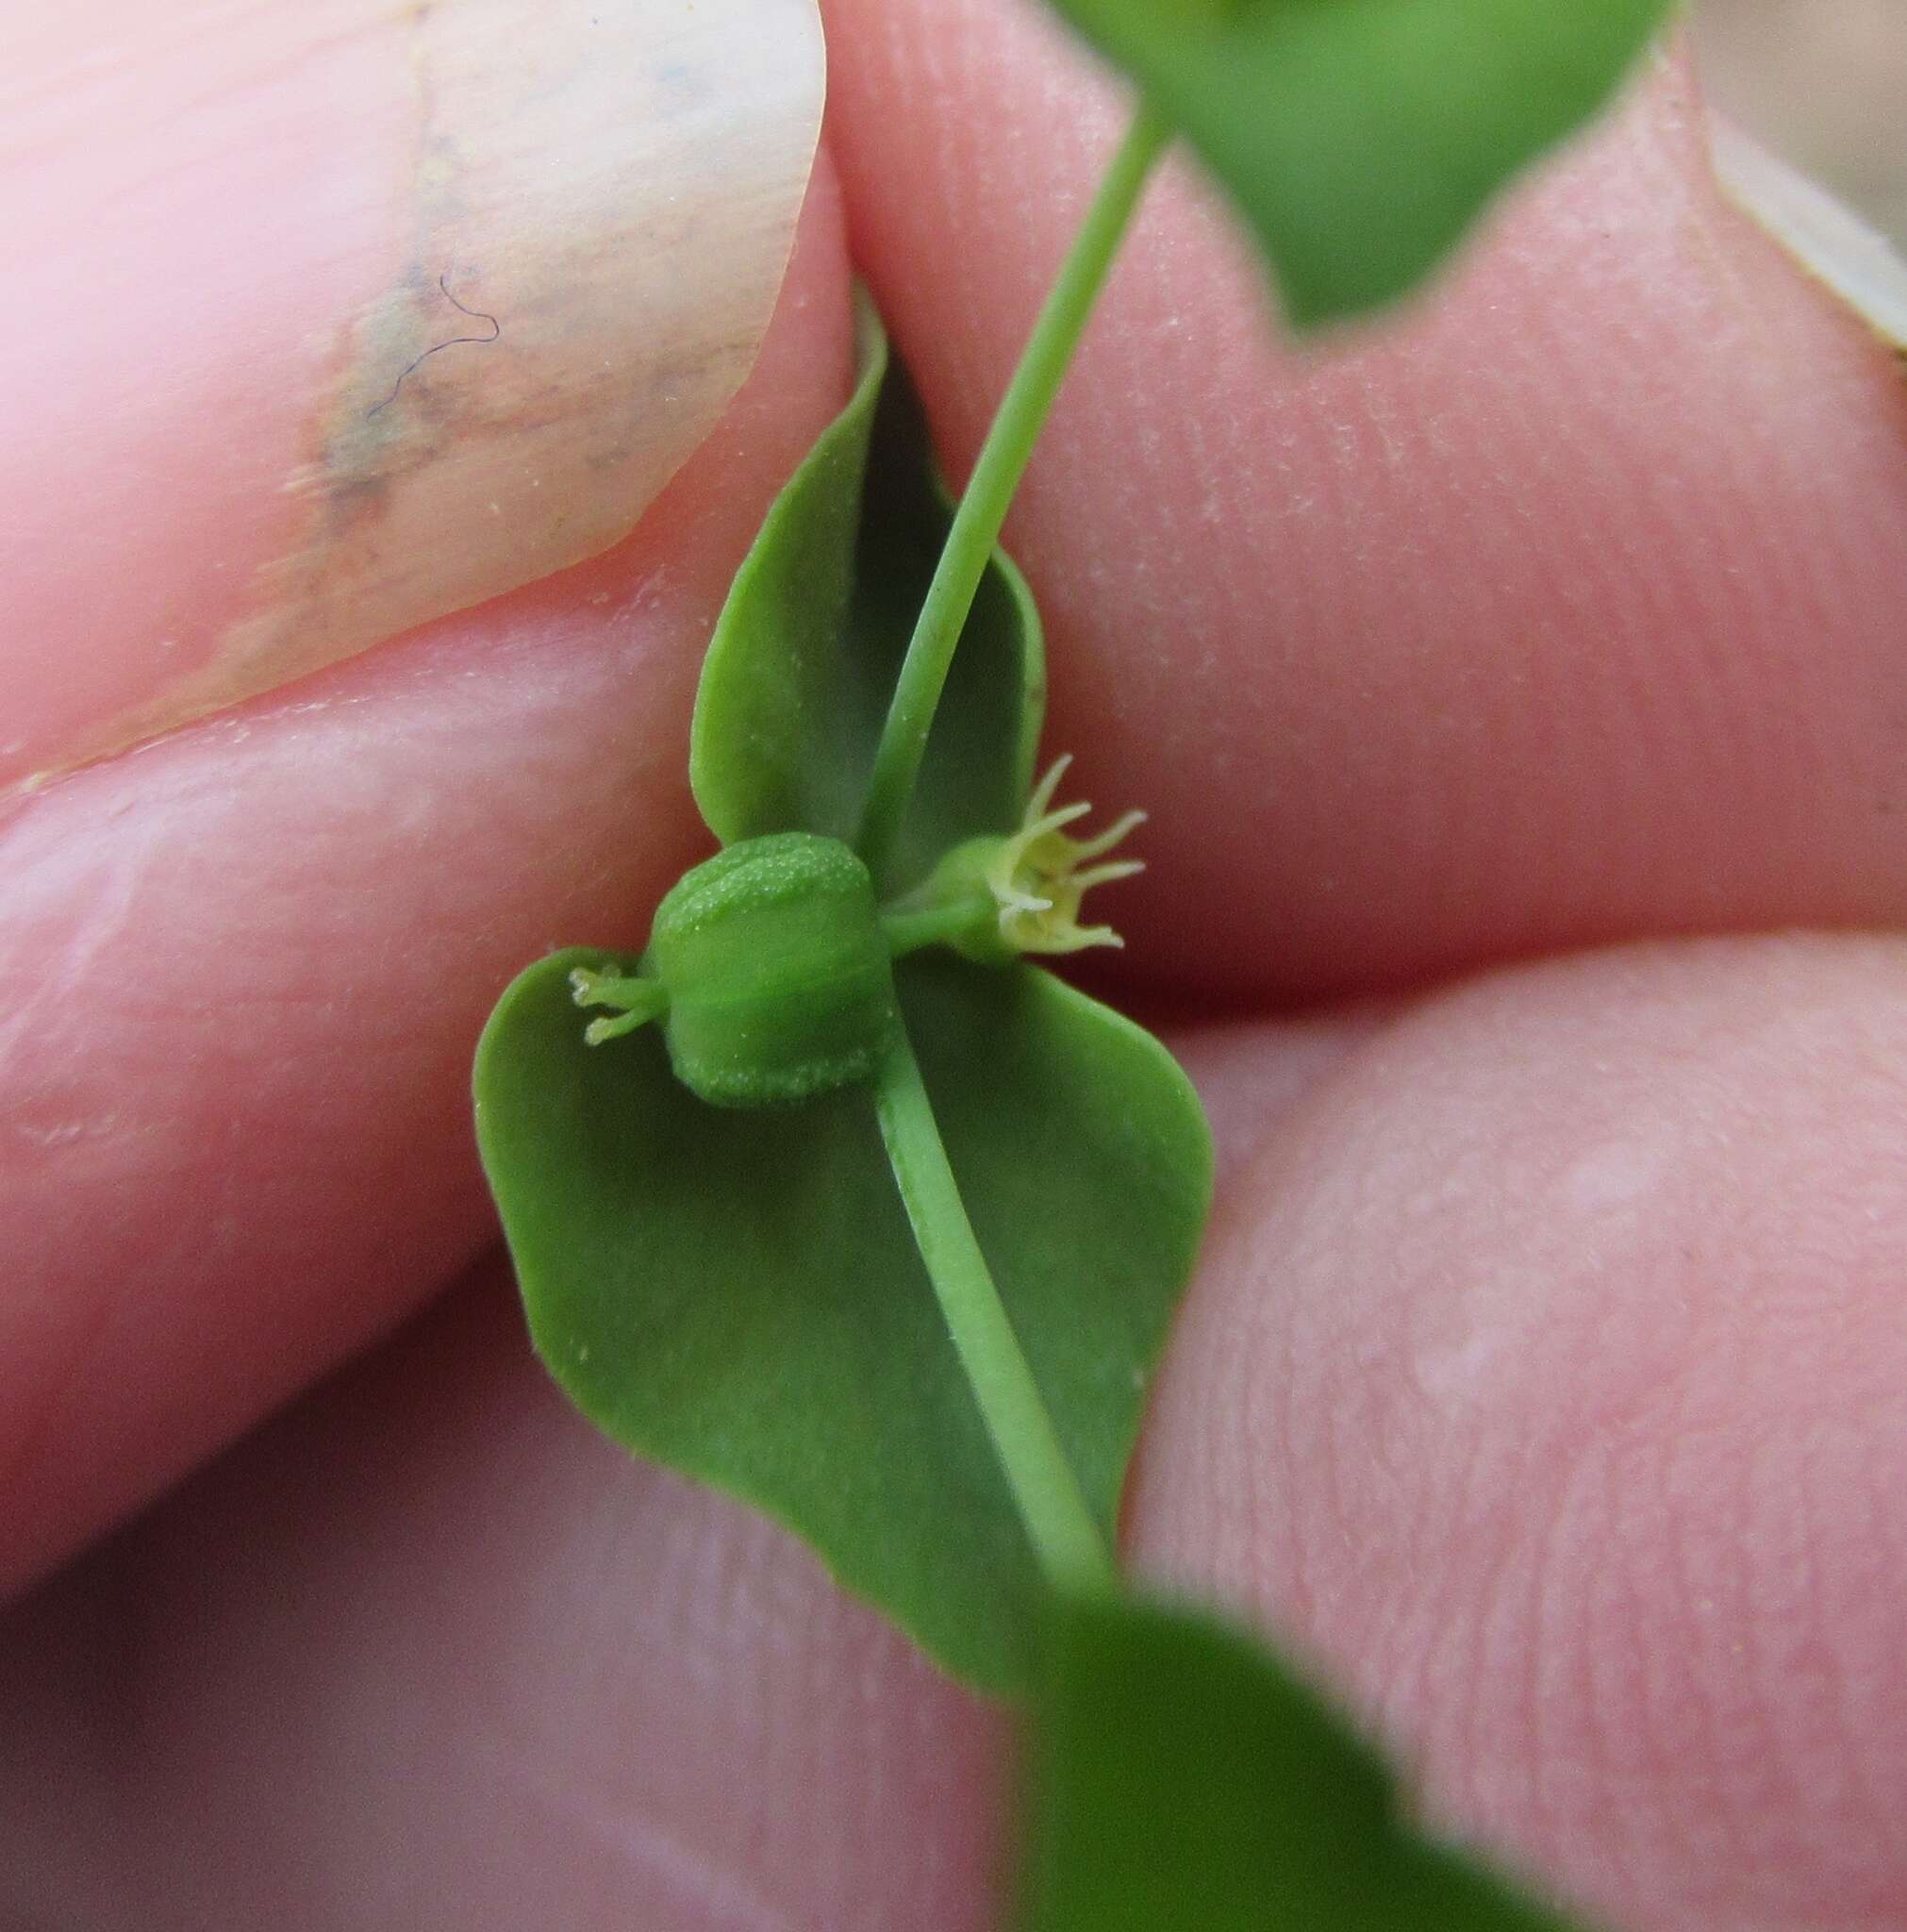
left=855, top=103, right=1172, bottom=874
left=880, top=898, right=990, bottom=960
left=874, top=1029, right=1114, bottom=1595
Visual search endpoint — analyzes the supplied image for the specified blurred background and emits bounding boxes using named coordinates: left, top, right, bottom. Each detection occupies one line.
left=1692, top=0, right=1907, bottom=246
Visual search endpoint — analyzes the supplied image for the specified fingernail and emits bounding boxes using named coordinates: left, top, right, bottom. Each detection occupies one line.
left=1706, top=120, right=1907, bottom=354
left=4, top=0, right=822, bottom=796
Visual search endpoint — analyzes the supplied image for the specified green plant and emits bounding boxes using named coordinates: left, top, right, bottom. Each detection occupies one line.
left=474, top=3, right=1671, bottom=1921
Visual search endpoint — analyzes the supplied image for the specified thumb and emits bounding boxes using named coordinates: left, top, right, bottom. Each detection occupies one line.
left=0, top=2, right=843, bottom=1599
left=3, top=0, right=821, bottom=795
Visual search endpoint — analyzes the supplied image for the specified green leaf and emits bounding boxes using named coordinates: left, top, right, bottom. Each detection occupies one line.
left=1038, top=0, right=1671, bottom=326
left=1020, top=1591, right=1589, bottom=1930
left=473, top=951, right=1211, bottom=1697
left=689, top=291, right=1045, bottom=892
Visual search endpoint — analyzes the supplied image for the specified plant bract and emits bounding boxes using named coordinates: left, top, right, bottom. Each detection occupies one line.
left=473, top=303, right=1212, bottom=1697
left=1039, top=0, right=1672, bottom=326
left=1020, top=1591, right=1585, bottom=1929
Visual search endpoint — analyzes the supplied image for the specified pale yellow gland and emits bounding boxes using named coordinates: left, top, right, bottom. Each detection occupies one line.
left=986, top=756, right=1146, bottom=955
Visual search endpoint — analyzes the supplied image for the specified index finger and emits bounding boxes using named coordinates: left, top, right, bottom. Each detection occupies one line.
left=821, top=0, right=1907, bottom=1000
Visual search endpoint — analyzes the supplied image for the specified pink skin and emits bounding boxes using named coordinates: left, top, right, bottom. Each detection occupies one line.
left=3, top=0, right=819, bottom=794
left=826, top=1, right=1907, bottom=1002
left=0, top=180, right=853, bottom=1601
left=5, top=0, right=1907, bottom=1924
left=3, top=2, right=404, bottom=784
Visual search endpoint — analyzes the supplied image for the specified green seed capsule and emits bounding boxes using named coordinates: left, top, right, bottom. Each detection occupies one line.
left=646, top=832, right=898, bottom=1108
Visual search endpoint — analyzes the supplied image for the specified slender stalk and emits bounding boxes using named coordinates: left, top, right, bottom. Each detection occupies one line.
left=855, top=103, right=1172, bottom=874
left=875, top=1029, right=1114, bottom=1594
left=880, top=899, right=989, bottom=960
left=570, top=970, right=670, bottom=1045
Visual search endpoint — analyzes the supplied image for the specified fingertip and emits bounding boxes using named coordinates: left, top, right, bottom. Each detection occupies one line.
left=0, top=166, right=854, bottom=1600
left=821, top=0, right=1907, bottom=1002
left=1132, top=935, right=1907, bottom=1925
left=25, top=1257, right=1009, bottom=1928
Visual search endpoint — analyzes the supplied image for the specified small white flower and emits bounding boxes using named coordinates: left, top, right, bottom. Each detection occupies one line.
left=985, top=756, right=1146, bottom=955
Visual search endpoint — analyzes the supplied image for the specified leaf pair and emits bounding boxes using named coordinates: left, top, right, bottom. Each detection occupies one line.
left=473, top=298, right=1212, bottom=1698
left=1039, top=0, right=1673, bottom=327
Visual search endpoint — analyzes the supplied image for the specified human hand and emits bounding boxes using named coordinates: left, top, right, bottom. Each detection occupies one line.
left=6, top=1, right=1907, bottom=1925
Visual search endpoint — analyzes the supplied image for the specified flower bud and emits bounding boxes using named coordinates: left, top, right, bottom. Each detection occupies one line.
left=647, top=832, right=898, bottom=1108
